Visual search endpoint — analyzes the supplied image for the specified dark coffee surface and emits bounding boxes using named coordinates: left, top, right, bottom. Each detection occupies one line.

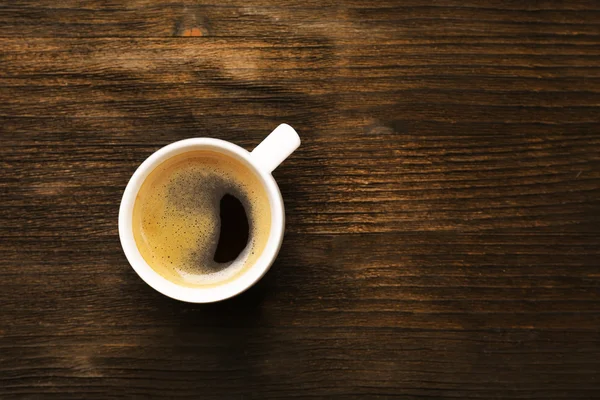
left=214, top=194, right=250, bottom=263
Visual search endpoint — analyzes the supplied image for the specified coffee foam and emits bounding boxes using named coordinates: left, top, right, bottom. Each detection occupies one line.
left=132, top=150, right=271, bottom=287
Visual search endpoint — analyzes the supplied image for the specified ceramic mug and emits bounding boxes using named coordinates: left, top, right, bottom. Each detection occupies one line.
left=118, top=124, right=301, bottom=302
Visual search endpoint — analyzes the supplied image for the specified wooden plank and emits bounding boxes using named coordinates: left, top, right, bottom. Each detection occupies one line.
left=1, top=1, right=600, bottom=38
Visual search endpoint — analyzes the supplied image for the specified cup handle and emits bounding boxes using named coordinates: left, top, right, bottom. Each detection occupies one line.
left=250, top=124, right=301, bottom=173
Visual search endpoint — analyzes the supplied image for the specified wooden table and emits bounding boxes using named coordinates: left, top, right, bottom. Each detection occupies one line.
left=2, top=1, right=600, bottom=398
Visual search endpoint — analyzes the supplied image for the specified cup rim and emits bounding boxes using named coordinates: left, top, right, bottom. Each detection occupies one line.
left=118, top=138, right=284, bottom=303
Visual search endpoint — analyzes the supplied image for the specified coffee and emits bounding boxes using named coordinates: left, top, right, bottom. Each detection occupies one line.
left=132, top=150, right=271, bottom=287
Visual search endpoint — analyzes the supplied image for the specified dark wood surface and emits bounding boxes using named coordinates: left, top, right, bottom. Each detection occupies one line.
left=1, top=1, right=600, bottom=398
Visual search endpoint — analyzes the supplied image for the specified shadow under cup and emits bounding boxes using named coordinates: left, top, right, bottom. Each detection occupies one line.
left=119, top=139, right=285, bottom=303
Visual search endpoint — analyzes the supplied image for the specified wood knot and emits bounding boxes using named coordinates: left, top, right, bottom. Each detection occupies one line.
left=181, top=27, right=204, bottom=37
left=173, top=7, right=210, bottom=37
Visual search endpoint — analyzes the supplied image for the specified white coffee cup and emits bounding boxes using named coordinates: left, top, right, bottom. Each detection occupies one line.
left=118, top=124, right=301, bottom=303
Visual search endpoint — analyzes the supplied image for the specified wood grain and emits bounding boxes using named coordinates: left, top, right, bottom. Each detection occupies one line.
left=1, top=0, right=600, bottom=398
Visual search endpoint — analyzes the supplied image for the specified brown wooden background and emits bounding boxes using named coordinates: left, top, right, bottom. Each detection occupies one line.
left=1, top=1, right=600, bottom=398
